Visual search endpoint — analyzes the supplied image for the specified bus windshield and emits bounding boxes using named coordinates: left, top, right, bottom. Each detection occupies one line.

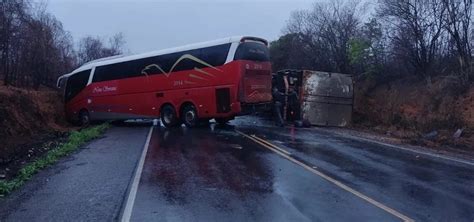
left=234, top=42, right=270, bottom=62
left=65, top=70, right=90, bottom=102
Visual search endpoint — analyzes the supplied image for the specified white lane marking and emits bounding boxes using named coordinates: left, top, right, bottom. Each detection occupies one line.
left=250, top=135, right=291, bottom=155
left=236, top=130, right=414, bottom=222
left=328, top=131, right=474, bottom=167
left=121, top=126, right=154, bottom=222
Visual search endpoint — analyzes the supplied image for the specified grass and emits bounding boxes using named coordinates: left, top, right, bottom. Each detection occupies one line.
left=0, top=123, right=110, bottom=197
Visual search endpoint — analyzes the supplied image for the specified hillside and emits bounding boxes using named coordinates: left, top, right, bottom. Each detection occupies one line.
left=354, top=77, right=474, bottom=150
left=0, top=82, right=72, bottom=170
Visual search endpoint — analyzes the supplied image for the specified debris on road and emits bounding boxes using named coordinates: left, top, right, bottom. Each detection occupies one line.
left=453, top=128, right=464, bottom=139
left=423, top=130, right=439, bottom=140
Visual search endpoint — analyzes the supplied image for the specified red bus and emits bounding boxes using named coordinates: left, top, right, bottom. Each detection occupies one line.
left=57, top=36, right=272, bottom=128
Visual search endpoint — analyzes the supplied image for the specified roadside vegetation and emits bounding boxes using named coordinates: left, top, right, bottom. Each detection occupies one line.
left=0, top=124, right=109, bottom=197
left=0, top=1, right=126, bottom=89
left=270, top=0, right=474, bottom=149
left=0, top=1, right=127, bottom=189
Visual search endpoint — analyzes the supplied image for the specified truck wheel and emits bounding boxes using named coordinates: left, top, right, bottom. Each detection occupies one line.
left=79, top=110, right=90, bottom=127
left=161, top=105, right=180, bottom=128
left=181, top=104, right=198, bottom=128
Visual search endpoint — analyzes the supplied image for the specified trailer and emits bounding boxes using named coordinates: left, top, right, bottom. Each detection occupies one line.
left=272, top=70, right=353, bottom=127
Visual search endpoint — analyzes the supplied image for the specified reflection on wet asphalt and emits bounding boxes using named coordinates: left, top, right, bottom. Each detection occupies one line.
left=131, top=125, right=398, bottom=222
left=238, top=125, right=474, bottom=222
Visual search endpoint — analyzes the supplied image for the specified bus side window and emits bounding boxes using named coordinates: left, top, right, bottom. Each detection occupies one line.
left=200, top=43, right=231, bottom=67
left=65, top=69, right=91, bottom=102
left=90, top=43, right=232, bottom=83
left=173, top=48, right=202, bottom=72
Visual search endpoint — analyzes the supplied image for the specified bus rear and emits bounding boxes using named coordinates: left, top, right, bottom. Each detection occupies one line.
left=233, top=37, right=272, bottom=113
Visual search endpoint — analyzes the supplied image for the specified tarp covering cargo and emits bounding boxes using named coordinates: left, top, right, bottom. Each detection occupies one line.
left=301, top=70, right=353, bottom=127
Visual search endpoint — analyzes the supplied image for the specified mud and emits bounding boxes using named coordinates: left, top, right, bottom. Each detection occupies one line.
left=0, top=84, right=73, bottom=179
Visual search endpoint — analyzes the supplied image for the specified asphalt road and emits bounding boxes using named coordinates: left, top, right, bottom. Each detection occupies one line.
left=0, top=126, right=149, bottom=221
left=1, top=118, right=473, bottom=221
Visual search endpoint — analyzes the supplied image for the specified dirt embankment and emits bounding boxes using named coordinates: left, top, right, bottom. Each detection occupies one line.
left=354, top=76, right=474, bottom=150
left=0, top=82, right=73, bottom=170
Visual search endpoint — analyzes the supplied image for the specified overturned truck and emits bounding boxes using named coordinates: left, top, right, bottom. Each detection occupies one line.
left=272, top=70, right=353, bottom=127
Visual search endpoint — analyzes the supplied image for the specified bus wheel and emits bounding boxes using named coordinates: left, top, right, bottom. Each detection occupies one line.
left=181, top=104, right=198, bottom=128
left=215, top=117, right=231, bottom=125
left=79, top=110, right=90, bottom=127
left=161, top=105, right=179, bottom=128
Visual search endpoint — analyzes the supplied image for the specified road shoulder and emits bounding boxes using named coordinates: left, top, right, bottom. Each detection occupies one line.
left=311, top=127, right=474, bottom=167
left=0, top=126, right=149, bottom=221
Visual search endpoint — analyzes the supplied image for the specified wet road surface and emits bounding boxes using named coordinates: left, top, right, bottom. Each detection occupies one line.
left=128, top=123, right=474, bottom=221
left=130, top=126, right=399, bottom=221
left=1, top=118, right=473, bottom=221
left=236, top=125, right=474, bottom=221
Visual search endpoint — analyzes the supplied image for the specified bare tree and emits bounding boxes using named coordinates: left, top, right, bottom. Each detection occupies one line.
left=77, top=33, right=125, bottom=65
left=269, top=33, right=313, bottom=71
left=0, top=0, right=125, bottom=89
left=0, top=0, right=29, bottom=86
left=285, top=0, right=364, bottom=73
left=0, top=0, right=77, bottom=88
left=441, top=0, right=473, bottom=82
left=276, top=0, right=473, bottom=87
left=378, top=0, right=447, bottom=81
left=109, top=32, right=125, bottom=55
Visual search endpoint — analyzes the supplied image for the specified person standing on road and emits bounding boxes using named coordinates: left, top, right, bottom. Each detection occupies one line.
left=272, top=86, right=285, bottom=127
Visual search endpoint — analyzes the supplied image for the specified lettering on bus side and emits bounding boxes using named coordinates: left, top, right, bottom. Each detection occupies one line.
left=253, top=64, right=264, bottom=70
left=92, top=86, right=118, bottom=94
left=173, top=80, right=184, bottom=86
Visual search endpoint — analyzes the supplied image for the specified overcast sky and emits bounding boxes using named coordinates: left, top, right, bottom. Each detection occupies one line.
left=44, top=0, right=314, bottom=54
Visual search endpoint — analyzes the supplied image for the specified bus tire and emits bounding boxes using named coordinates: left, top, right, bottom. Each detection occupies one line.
left=160, top=105, right=179, bottom=128
left=181, top=104, right=198, bottom=128
left=79, top=110, right=90, bottom=127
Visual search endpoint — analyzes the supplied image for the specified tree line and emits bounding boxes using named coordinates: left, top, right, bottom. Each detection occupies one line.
left=270, top=0, right=473, bottom=86
left=0, top=0, right=125, bottom=89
